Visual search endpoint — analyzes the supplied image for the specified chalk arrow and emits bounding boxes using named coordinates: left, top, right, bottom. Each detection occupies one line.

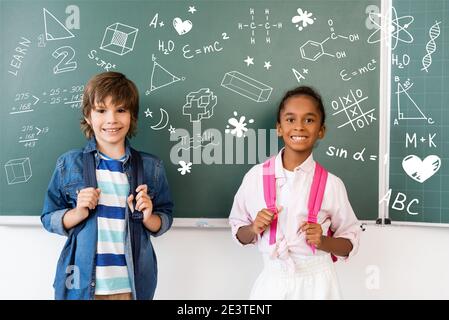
left=32, top=95, right=40, bottom=105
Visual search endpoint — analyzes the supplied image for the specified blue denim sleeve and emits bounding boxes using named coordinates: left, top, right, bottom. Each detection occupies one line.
left=41, top=157, right=70, bottom=237
left=150, top=159, right=174, bottom=237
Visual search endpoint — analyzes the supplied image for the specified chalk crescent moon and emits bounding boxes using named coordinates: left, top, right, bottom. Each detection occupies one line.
left=150, top=108, right=169, bottom=130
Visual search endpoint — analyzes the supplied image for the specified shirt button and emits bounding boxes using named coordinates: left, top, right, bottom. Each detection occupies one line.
left=91, top=281, right=95, bottom=287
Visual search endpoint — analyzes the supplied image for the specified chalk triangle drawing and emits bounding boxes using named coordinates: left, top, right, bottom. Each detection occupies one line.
left=147, top=61, right=181, bottom=94
left=43, top=8, right=75, bottom=41
left=396, top=82, right=427, bottom=120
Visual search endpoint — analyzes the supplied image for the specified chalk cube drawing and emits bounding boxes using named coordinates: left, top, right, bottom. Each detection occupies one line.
left=221, top=71, right=272, bottom=102
left=100, top=23, right=138, bottom=56
left=183, top=88, right=217, bottom=122
left=4, top=157, right=32, bottom=184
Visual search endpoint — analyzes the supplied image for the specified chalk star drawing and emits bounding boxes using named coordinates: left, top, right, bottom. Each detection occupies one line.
left=291, top=8, right=315, bottom=31
left=367, top=6, right=414, bottom=50
left=168, top=125, right=176, bottom=134
left=244, top=56, right=254, bottom=66
left=144, top=108, right=153, bottom=117
left=225, top=111, right=255, bottom=138
left=178, top=160, right=192, bottom=175
left=188, top=6, right=197, bottom=14
left=264, top=61, right=272, bottom=70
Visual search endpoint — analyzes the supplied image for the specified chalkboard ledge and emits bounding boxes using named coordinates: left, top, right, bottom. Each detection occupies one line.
left=0, top=216, right=230, bottom=228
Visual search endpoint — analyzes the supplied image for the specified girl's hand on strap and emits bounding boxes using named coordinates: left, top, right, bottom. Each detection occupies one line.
left=300, top=222, right=323, bottom=248
left=252, top=206, right=283, bottom=235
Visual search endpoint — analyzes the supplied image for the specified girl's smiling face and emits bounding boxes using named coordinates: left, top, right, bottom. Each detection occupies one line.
left=276, top=95, right=325, bottom=156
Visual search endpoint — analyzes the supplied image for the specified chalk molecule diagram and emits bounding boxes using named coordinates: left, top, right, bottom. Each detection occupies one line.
left=367, top=6, right=414, bottom=50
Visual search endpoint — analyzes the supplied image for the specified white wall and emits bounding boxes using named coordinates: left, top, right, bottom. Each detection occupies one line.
left=1, top=222, right=449, bottom=299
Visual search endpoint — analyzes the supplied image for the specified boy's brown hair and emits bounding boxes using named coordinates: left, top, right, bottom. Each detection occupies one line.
left=81, top=72, right=139, bottom=138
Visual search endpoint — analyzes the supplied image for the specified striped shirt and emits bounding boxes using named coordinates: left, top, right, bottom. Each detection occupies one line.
left=94, top=152, right=132, bottom=295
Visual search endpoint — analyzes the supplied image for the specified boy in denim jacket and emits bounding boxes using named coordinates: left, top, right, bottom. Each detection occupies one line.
left=41, top=72, right=173, bottom=300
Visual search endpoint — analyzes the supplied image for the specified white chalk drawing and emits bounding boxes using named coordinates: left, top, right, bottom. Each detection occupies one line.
left=421, top=21, right=441, bottom=72
left=182, top=38, right=225, bottom=60
left=4, top=157, right=32, bottom=185
left=300, top=36, right=347, bottom=62
left=43, top=8, right=75, bottom=41
left=168, top=125, right=176, bottom=134
left=146, top=55, right=184, bottom=95
left=237, top=8, right=282, bottom=44
left=244, top=56, right=254, bottom=66
left=173, top=17, right=192, bottom=35
left=183, top=88, right=217, bottom=122
left=367, top=6, right=414, bottom=50
left=10, top=93, right=39, bottom=115
left=331, top=89, right=376, bottom=131
left=188, top=6, right=197, bottom=14
left=291, top=8, right=315, bottom=31
left=402, top=155, right=441, bottom=183
left=144, top=108, right=153, bottom=118
left=263, top=61, right=271, bottom=70
left=221, top=71, right=273, bottom=103
left=177, top=161, right=192, bottom=175
left=18, top=125, right=49, bottom=148
left=340, top=59, right=377, bottom=81
left=149, top=13, right=165, bottom=29
left=100, top=23, right=138, bottom=56
left=395, top=80, right=429, bottom=121
left=150, top=108, right=170, bottom=130
left=52, top=46, right=77, bottom=74
left=225, top=111, right=255, bottom=138
left=291, top=68, right=308, bottom=83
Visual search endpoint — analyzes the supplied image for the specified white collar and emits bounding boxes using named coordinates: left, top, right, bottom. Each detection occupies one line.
left=274, top=148, right=315, bottom=179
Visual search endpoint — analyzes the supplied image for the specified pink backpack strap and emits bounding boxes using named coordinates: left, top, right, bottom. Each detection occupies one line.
left=306, top=162, right=337, bottom=262
left=262, top=157, right=278, bottom=245
left=307, top=163, right=328, bottom=252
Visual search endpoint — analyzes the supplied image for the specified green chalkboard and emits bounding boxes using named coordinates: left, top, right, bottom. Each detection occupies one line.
left=388, top=0, right=449, bottom=224
left=1, top=0, right=380, bottom=221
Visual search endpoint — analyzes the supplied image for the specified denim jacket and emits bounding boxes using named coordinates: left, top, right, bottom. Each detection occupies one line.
left=41, top=137, right=174, bottom=300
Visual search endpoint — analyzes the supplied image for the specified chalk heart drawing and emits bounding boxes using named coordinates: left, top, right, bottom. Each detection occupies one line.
left=173, top=18, right=192, bottom=35
left=402, top=155, right=441, bottom=183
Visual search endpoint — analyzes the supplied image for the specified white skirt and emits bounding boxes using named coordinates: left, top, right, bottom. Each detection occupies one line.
left=250, top=254, right=341, bottom=300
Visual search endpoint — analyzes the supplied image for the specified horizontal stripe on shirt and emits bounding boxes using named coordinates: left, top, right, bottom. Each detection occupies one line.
left=97, top=181, right=129, bottom=197
left=97, top=160, right=123, bottom=172
left=95, top=277, right=132, bottom=293
left=97, top=217, right=126, bottom=232
left=96, top=241, right=125, bottom=255
left=96, top=253, right=126, bottom=266
left=96, top=169, right=128, bottom=185
left=98, top=229, right=125, bottom=243
left=96, top=205, right=125, bottom=220
left=98, top=193, right=127, bottom=208
left=95, top=265, right=129, bottom=279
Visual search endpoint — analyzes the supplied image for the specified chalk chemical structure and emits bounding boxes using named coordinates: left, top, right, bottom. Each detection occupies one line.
left=237, top=8, right=282, bottom=44
left=299, top=19, right=359, bottom=62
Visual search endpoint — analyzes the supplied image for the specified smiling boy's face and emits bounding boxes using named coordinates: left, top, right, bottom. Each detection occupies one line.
left=85, top=95, right=131, bottom=154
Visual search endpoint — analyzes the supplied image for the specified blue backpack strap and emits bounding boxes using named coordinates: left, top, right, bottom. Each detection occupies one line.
left=70, top=151, right=98, bottom=238
left=129, top=148, right=144, bottom=298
